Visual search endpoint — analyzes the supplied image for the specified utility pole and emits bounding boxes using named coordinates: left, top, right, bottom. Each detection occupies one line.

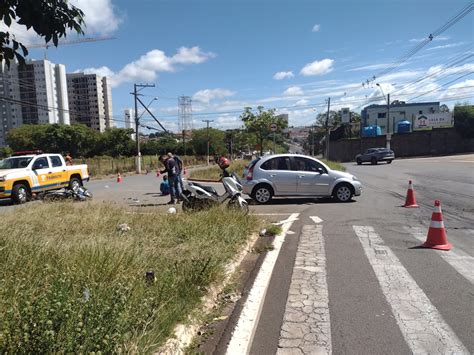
left=311, top=125, right=315, bottom=156
left=387, top=93, right=391, bottom=150
left=132, top=83, right=155, bottom=174
left=325, top=97, right=331, bottom=159
left=202, top=119, right=213, bottom=165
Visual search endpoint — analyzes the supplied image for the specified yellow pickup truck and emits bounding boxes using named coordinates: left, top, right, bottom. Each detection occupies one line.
left=0, top=152, right=89, bottom=204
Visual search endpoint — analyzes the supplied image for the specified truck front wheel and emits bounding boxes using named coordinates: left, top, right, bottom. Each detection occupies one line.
left=12, top=183, right=29, bottom=204
left=69, top=176, right=82, bottom=191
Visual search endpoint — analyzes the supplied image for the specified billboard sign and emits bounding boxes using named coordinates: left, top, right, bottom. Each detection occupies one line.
left=341, top=107, right=350, bottom=123
left=413, top=112, right=453, bottom=131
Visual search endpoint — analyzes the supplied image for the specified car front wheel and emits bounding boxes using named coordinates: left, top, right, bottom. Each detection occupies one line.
left=371, top=157, right=378, bottom=165
left=252, top=185, right=273, bottom=204
left=387, top=160, right=392, bottom=164
left=356, top=158, right=362, bottom=165
left=334, top=184, right=353, bottom=202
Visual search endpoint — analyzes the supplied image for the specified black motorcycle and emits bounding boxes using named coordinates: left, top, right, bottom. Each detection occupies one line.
left=40, top=186, right=93, bottom=202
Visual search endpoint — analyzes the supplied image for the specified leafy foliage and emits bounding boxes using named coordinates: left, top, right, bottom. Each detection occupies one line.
left=454, top=104, right=474, bottom=138
left=189, top=128, right=227, bottom=156
left=0, top=0, right=84, bottom=67
left=5, top=124, right=133, bottom=157
left=240, top=106, right=288, bottom=156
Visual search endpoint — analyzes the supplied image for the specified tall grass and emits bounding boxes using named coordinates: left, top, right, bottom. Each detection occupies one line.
left=0, top=203, right=256, bottom=353
left=189, top=160, right=249, bottom=180
left=83, top=156, right=206, bottom=177
left=320, top=159, right=346, bottom=172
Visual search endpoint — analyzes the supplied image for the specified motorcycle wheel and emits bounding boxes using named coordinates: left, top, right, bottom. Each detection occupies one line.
left=227, top=198, right=249, bottom=215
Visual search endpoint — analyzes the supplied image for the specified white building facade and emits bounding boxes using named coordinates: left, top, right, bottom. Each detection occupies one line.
left=124, top=108, right=135, bottom=140
left=0, top=59, right=70, bottom=147
left=66, top=73, right=113, bottom=132
left=361, top=101, right=440, bottom=134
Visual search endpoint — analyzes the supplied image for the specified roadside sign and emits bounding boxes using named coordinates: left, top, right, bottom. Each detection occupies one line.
left=413, top=112, right=453, bottom=131
left=270, top=123, right=278, bottom=132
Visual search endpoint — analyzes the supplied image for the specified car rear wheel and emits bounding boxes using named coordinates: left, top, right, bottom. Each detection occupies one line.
left=252, top=185, right=273, bottom=204
left=387, top=160, right=392, bottom=164
left=334, top=183, right=353, bottom=202
left=371, top=157, right=378, bottom=165
left=12, top=183, right=29, bottom=204
left=356, top=158, right=362, bottom=165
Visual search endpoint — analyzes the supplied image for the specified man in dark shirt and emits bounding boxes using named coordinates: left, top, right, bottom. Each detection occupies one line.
left=159, top=155, right=180, bottom=204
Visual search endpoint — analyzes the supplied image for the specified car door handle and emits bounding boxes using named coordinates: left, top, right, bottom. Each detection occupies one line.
left=63, top=170, right=66, bottom=172
left=298, top=175, right=305, bottom=178
left=48, top=172, right=53, bottom=174
left=270, top=174, right=277, bottom=177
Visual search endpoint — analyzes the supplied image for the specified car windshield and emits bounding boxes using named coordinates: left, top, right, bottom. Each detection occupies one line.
left=0, top=157, right=33, bottom=169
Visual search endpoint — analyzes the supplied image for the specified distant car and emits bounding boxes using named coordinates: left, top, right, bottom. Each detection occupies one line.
left=241, top=154, right=362, bottom=204
left=355, top=148, right=395, bottom=165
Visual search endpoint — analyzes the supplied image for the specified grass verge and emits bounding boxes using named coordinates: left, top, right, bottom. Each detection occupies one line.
left=321, top=159, right=346, bottom=172
left=0, top=202, right=257, bottom=353
left=188, top=160, right=249, bottom=181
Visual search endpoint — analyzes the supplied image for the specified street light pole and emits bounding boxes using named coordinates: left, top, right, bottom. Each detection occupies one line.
left=325, top=97, right=331, bottom=159
left=202, top=119, right=213, bottom=165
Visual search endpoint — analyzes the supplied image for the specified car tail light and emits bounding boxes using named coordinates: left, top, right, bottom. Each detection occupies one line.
left=246, top=167, right=254, bottom=181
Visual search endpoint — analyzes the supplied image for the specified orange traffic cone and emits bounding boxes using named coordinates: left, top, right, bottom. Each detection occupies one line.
left=117, top=173, right=123, bottom=183
left=403, top=180, right=419, bottom=208
left=420, top=200, right=451, bottom=251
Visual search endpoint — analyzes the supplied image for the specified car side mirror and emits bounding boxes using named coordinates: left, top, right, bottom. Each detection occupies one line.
left=317, top=167, right=325, bottom=174
left=33, top=164, right=44, bottom=170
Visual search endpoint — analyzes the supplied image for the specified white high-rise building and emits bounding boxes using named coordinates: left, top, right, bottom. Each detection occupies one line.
left=66, top=73, right=113, bottom=132
left=0, top=59, right=70, bottom=147
left=124, top=108, right=135, bottom=140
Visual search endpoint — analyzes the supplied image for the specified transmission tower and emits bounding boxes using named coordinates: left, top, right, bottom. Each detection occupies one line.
left=178, top=96, right=193, bottom=132
left=178, top=96, right=193, bottom=155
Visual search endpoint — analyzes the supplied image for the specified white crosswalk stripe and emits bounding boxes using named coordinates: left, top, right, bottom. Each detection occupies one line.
left=405, top=226, right=474, bottom=284
left=354, top=225, right=469, bottom=354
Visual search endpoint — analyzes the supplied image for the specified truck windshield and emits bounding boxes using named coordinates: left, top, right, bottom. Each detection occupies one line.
left=0, top=157, right=33, bottom=169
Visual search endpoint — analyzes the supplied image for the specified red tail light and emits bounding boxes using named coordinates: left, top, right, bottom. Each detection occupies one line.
left=246, top=167, right=254, bottom=181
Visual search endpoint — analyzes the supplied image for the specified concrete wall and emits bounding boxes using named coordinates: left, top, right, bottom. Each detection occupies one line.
left=328, top=128, right=474, bottom=162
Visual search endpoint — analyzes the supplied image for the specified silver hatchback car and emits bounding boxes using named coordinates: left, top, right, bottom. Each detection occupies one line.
left=242, top=154, right=362, bottom=204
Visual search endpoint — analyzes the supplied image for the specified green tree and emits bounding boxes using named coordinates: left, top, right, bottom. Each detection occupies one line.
left=0, top=146, right=13, bottom=158
left=0, top=0, right=85, bottom=67
left=141, top=136, right=179, bottom=156
left=98, top=128, right=135, bottom=157
left=454, top=103, right=474, bottom=138
left=190, top=128, right=226, bottom=156
left=240, top=106, right=288, bottom=156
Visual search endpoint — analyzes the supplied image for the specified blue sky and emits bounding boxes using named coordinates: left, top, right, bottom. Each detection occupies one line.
left=13, top=0, right=474, bottom=132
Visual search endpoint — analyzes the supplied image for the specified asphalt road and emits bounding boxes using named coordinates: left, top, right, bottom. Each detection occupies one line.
left=248, top=154, right=473, bottom=354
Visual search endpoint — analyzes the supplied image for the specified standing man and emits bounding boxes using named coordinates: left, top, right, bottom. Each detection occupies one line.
left=168, top=152, right=185, bottom=194
left=159, top=155, right=180, bottom=204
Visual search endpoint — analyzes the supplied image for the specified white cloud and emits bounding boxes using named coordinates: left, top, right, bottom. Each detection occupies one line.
left=300, top=59, right=334, bottom=76
left=295, top=99, right=309, bottom=106
left=312, top=24, right=321, bottom=32
left=0, top=21, right=40, bottom=46
left=192, top=88, right=235, bottom=103
left=409, top=35, right=450, bottom=43
left=78, top=46, right=215, bottom=87
left=284, top=86, right=304, bottom=96
left=440, top=79, right=474, bottom=100
left=172, top=46, right=216, bottom=64
left=427, top=42, right=465, bottom=51
left=79, top=66, right=115, bottom=77
left=348, top=63, right=393, bottom=72
left=273, top=71, right=294, bottom=80
left=70, top=0, right=121, bottom=35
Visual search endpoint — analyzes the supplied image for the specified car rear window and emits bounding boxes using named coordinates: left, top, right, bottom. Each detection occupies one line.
left=247, top=158, right=260, bottom=170
left=261, top=157, right=291, bottom=170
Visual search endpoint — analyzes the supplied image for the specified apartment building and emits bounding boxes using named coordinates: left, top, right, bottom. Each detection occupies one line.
left=124, top=108, right=136, bottom=140
left=0, top=59, right=70, bottom=146
left=66, top=73, right=113, bottom=132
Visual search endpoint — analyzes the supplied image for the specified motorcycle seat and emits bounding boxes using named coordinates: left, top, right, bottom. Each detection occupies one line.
left=190, top=182, right=218, bottom=196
